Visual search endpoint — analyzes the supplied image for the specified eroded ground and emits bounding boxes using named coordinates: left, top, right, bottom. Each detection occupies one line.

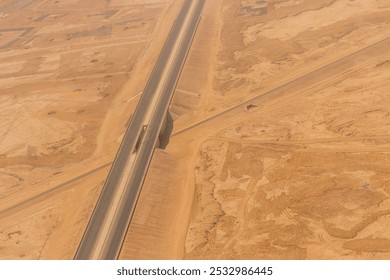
left=183, top=0, right=390, bottom=259
left=186, top=57, right=390, bottom=259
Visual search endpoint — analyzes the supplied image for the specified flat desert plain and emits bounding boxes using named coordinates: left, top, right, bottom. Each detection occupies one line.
left=2, top=0, right=390, bottom=260
left=0, top=0, right=180, bottom=259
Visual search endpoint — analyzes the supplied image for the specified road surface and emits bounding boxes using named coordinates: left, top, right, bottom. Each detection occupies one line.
left=74, top=0, right=205, bottom=260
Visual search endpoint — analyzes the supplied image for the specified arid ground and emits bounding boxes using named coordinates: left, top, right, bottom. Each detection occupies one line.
left=121, top=0, right=390, bottom=260
left=2, top=0, right=390, bottom=259
left=0, top=0, right=180, bottom=259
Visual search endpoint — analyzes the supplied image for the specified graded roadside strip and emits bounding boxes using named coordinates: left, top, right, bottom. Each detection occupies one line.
left=74, top=0, right=205, bottom=260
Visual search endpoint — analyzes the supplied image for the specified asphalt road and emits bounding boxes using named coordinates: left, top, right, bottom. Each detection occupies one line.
left=75, top=0, right=205, bottom=260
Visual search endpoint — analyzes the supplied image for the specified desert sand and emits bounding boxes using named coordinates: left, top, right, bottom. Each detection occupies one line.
left=0, top=0, right=180, bottom=259
left=120, top=0, right=390, bottom=260
left=2, top=0, right=390, bottom=260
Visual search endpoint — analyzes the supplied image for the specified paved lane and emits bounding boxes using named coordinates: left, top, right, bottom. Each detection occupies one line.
left=75, top=0, right=204, bottom=260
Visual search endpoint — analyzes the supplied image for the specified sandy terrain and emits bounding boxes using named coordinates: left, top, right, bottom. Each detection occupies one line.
left=0, top=0, right=180, bottom=259
left=120, top=0, right=390, bottom=259
left=3, top=0, right=390, bottom=260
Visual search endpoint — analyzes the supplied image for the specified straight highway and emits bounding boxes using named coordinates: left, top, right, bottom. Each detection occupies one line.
left=75, top=0, right=205, bottom=260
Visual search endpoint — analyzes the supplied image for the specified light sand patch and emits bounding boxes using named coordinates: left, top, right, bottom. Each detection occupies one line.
left=273, top=0, right=303, bottom=9
left=244, top=0, right=384, bottom=43
left=36, top=23, right=87, bottom=35
left=39, top=55, right=60, bottom=72
left=0, top=61, right=26, bottom=75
